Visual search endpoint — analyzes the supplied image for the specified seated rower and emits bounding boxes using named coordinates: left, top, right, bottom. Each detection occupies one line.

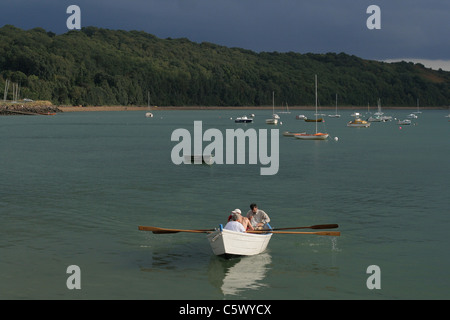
left=226, top=209, right=254, bottom=231
left=224, top=210, right=245, bottom=232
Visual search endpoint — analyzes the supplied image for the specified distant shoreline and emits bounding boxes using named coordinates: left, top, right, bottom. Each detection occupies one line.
left=58, top=105, right=447, bottom=112
left=1, top=101, right=446, bottom=115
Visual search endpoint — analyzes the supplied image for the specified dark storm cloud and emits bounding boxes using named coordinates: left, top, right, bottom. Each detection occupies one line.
left=0, top=0, right=449, bottom=61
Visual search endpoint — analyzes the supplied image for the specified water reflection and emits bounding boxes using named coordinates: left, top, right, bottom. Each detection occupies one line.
left=208, top=253, right=272, bottom=296
left=138, top=240, right=212, bottom=272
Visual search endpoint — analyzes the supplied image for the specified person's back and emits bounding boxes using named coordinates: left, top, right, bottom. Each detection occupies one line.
left=224, top=210, right=246, bottom=232
left=224, top=220, right=245, bottom=233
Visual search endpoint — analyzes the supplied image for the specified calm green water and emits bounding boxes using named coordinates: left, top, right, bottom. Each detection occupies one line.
left=1, top=109, right=449, bottom=300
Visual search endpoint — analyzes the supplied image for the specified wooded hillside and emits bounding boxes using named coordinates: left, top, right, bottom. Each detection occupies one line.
left=1, top=25, right=449, bottom=107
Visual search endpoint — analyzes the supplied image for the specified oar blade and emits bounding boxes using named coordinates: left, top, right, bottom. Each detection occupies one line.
left=153, top=230, right=180, bottom=234
left=310, top=224, right=339, bottom=229
left=138, top=226, right=179, bottom=234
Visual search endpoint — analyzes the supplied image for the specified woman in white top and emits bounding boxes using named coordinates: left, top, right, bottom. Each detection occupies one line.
left=224, top=209, right=253, bottom=232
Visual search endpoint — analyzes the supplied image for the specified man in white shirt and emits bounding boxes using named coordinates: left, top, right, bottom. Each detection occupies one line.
left=224, top=209, right=246, bottom=232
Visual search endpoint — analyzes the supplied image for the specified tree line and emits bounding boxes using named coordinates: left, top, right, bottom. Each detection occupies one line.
left=1, top=25, right=449, bottom=107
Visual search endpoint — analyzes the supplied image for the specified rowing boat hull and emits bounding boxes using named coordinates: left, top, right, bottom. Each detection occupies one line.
left=207, top=229, right=272, bottom=258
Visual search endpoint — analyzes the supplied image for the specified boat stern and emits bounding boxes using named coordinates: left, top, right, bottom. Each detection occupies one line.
left=207, top=229, right=272, bottom=258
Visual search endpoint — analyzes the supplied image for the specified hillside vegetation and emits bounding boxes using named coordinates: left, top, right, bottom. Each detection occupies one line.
left=1, top=25, right=449, bottom=107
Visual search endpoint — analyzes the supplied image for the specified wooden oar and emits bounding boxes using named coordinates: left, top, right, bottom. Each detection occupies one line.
left=248, top=230, right=341, bottom=236
left=138, top=226, right=211, bottom=234
left=138, top=224, right=340, bottom=234
left=271, top=224, right=338, bottom=231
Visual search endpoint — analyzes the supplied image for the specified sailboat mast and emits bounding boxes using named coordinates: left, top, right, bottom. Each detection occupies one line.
left=272, top=91, right=274, bottom=114
left=315, top=75, right=318, bottom=133
left=335, top=93, right=338, bottom=115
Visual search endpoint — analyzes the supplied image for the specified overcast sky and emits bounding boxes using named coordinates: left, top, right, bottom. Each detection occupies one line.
left=1, top=0, right=449, bottom=70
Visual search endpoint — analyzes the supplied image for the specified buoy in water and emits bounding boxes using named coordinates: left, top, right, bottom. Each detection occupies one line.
left=334, top=136, right=339, bottom=141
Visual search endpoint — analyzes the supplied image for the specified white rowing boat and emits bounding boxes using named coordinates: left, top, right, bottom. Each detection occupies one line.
left=138, top=224, right=340, bottom=259
left=207, top=228, right=272, bottom=258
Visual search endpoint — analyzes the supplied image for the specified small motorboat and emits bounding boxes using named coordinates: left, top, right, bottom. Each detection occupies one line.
left=295, top=115, right=307, bottom=120
left=397, top=119, right=411, bottom=125
left=234, top=115, right=253, bottom=123
left=347, top=113, right=370, bottom=127
left=265, top=117, right=278, bottom=125
left=347, top=118, right=370, bottom=127
left=304, top=117, right=323, bottom=122
left=367, top=115, right=382, bottom=122
left=183, top=154, right=214, bottom=165
left=145, top=112, right=153, bottom=118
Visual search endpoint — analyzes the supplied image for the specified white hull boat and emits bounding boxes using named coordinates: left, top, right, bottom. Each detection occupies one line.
left=207, top=229, right=272, bottom=258
left=367, top=115, right=382, bottom=122
left=397, top=119, right=411, bottom=125
left=235, top=115, right=253, bottom=123
left=265, top=118, right=278, bottom=125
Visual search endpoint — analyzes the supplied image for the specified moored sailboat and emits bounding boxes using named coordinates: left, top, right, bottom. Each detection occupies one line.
left=328, top=93, right=341, bottom=118
left=296, top=75, right=329, bottom=140
left=266, top=91, right=279, bottom=125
